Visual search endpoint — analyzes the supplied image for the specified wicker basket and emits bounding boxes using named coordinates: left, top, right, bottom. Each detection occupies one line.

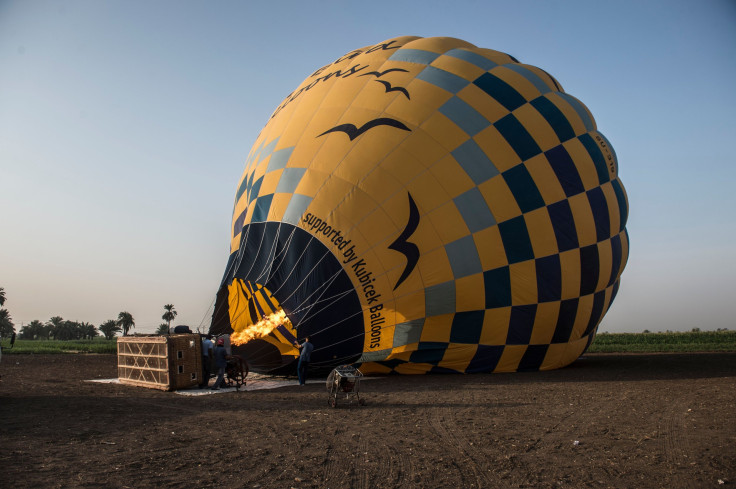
left=117, top=334, right=202, bottom=391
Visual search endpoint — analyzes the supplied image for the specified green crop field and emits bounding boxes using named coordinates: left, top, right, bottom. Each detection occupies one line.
left=1, top=339, right=117, bottom=355
left=2, top=331, right=735, bottom=355
left=588, top=330, right=736, bottom=353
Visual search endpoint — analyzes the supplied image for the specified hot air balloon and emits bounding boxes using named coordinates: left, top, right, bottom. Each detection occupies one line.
left=209, top=36, right=628, bottom=375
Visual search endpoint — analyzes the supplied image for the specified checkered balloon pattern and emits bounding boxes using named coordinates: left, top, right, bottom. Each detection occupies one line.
left=210, top=36, right=628, bottom=374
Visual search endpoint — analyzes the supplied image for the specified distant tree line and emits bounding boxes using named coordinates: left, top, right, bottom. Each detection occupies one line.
left=0, top=286, right=180, bottom=341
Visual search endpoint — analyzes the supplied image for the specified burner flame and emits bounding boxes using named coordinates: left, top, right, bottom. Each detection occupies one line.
left=230, top=309, right=289, bottom=346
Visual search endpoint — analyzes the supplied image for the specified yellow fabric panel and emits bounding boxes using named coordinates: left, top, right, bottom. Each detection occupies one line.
left=524, top=207, right=559, bottom=258
left=479, top=307, right=511, bottom=345
left=428, top=154, right=475, bottom=199
left=419, top=111, right=471, bottom=152
left=570, top=293, right=594, bottom=341
left=539, top=342, right=569, bottom=370
left=511, top=104, right=560, bottom=153
left=526, top=153, right=567, bottom=205
left=386, top=78, right=449, bottom=127
left=356, top=206, right=395, bottom=246
left=258, top=168, right=282, bottom=196
left=400, top=129, right=450, bottom=169
left=265, top=194, right=289, bottom=223
left=475, top=48, right=517, bottom=65
left=560, top=336, right=589, bottom=368
left=565, top=137, right=601, bottom=191
left=473, top=226, right=508, bottom=271
left=440, top=344, right=477, bottom=372
left=334, top=187, right=380, bottom=232
left=551, top=92, right=596, bottom=136
left=354, top=165, right=405, bottom=205
left=417, top=246, right=454, bottom=286
left=494, top=64, right=545, bottom=101
left=455, top=273, right=486, bottom=312
left=478, top=176, right=522, bottom=223
left=392, top=288, right=426, bottom=323
left=601, top=182, right=621, bottom=236
left=596, top=241, right=613, bottom=292
left=523, top=65, right=561, bottom=93
left=510, top=260, right=538, bottom=305
left=568, top=192, right=597, bottom=247
left=359, top=362, right=393, bottom=375
left=394, top=362, right=433, bottom=374
left=496, top=345, right=527, bottom=372
left=378, top=146, right=424, bottom=187
left=432, top=54, right=486, bottom=81
left=619, top=229, right=630, bottom=272
left=426, top=201, right=470, bottom=244
left=457, top=84, right=511, bottom=125
left=410, top=36, right=475, bottom=54
left=530, top=301, right=560, bottom=345
left=313, top=174, right=357, bottom=216
left=559, top=249, right=582, bottom=300
left=475, top=125, right=521, bottom=172
left=405, top=170, right=452, bottom=214
left=419, top=314, right=454, bottom=343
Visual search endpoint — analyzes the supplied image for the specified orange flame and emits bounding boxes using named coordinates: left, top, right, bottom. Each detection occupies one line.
left=230, top=309, right=289, bottom=346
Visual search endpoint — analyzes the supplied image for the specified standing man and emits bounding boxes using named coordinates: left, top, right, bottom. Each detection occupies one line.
left=211, top=337, right=229, bottom=390
left=200, top=334, right=214, bottom=387
left=294, top=337, right=314, bottom=386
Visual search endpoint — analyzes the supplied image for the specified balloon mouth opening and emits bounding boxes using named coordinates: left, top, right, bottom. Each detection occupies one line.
left=214, top=221, right=366, bottom=373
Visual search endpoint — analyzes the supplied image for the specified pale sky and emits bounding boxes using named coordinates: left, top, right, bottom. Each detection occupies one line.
left=1, top=0, right=735, bottom=334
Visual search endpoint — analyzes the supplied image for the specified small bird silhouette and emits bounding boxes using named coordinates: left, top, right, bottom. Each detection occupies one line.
left=374, top=80, right=410, bottom=99
left=317, top=118, right=410, bottom=141
left=358, top=68, right=408, bottom=78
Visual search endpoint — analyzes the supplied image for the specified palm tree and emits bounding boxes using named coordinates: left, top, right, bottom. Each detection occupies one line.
left=117, top=311, right=135, bottom=336
left=47, top=316, right=65, bottom=340
left=162, top=304, right=177, bottom=331
left=0, top=287, right=6, bottom=307
left=0, top=309, right=14, bottom=338
left=156, top=323, right=170, bottom=335
left=99, top=319, right=122, bottom=340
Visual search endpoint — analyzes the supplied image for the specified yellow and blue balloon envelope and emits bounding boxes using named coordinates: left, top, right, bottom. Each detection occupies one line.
left=209, top=36, right=629, bottom=374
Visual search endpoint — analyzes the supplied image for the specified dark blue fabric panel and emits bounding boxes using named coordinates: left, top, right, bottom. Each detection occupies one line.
left=449, top=310, right=485, bottom=344
left=611, top=179, right=628, bottom=232
left=498, top=216, right=535, bottom=264
left=547, top=200, right=579, bottom=252
left=495, top=114, right=542, bottom=162
left=544, top=145, right=585, bottom=197
left=584, top=290, right=607, bottom=337
left=409, top=342, right=448, bottom=365
left=551, top=298, right=579, bottom=343
left=535, top=254, right=562, bottom=303
left=579, top=244, right=600, bottom=296
left=518, top=344, right=549, bottom=372
left=473, top=72, right=527, bottom=112
left=609, top=233, right=622, bottom=287
left=506, top=304, right=537, bottom=345
left=466, top=345, right=505, bottom=373
left=483, top=266, right=511, bottom=308
left=233, top=209, right=246, bottom=236
left=251, top=194, right=274, bottom=223
left=587, top=187, right=611, bottom=243
left=579, top=134, right=610, bottom=185
left=531, top=96, right=575, bottom=143
left=249, top=176, right=264, bottom=204
left=503, top=164, right=546, bottom=213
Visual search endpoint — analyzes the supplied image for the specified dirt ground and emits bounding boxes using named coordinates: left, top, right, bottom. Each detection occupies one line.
left=1, top=352, right=734, bottom=489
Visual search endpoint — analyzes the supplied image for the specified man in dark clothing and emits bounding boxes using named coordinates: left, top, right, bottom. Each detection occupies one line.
left=294, top=337, right=314, bottom=385
left=211, top=337, right=229, bottom=390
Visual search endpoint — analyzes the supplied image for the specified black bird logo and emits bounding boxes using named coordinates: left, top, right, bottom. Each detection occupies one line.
left=374, top=80, right=410, bottom=100
left=358, top=68, right=408, bottom=78
left=389, top=192, right=421, bottom=291
left=317, top=118, right=410, bottom=141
